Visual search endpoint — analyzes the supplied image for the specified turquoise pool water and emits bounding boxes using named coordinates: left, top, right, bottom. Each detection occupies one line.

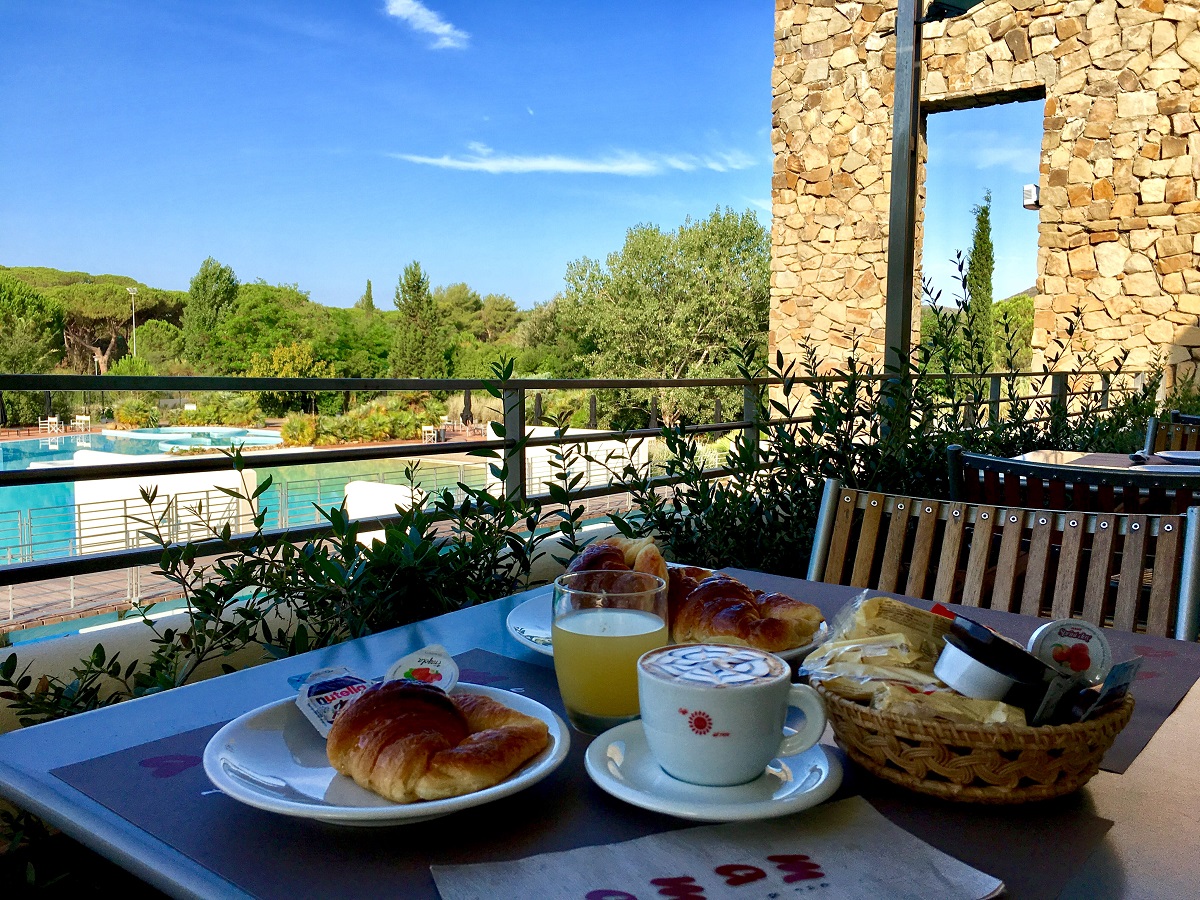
left=0, top=427, right=282, bottom=471
left=0, top=427, right=283, bottom=561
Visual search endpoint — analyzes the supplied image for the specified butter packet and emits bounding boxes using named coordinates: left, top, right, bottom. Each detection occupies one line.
left=295, top=667, right=373, bottom=738
left=872, top=681, right=1026, bottom=726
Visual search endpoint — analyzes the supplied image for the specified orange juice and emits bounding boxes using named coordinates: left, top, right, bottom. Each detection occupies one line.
left=552, top=608, right=667, bottom=732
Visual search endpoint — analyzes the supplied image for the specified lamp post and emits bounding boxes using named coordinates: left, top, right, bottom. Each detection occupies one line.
left=126, top=286, right=138, bottom=357
left=883, top=0, right=985, bottom=373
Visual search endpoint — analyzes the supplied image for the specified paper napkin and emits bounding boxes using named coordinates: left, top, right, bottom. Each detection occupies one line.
left=431, top=796, right=1003, bottom=899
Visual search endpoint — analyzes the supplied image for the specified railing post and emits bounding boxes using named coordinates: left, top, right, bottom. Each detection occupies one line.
left=1100, top=373, right=1111, bottom=410
left=588, top=394, right=597, bottom=429
left=649, top=396, right=659, bottom=429
left=533, top=392, right=543, bottom=426
left=714, top=397, right=722, bottom=423
left=502, top=386, right=526, bottom=502
left=742, top=383, right=760, bottom=463
left=989, top=375, right=1001, bottom=424
left=1051, top=372, right=1068, bottom=411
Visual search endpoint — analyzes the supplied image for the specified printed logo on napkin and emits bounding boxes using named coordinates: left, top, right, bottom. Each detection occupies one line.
left=385, top=644, right=459, bottom=693
left=295, top=667, right=372, bottom=738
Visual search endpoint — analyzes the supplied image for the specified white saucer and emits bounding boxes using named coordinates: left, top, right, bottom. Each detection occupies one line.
left=203, top=684, right=570, bottom=826
left=1136, top=463, right=1200, bottom=474
left=506, top=589, right=827, bottom=662
left=584, top=720, right=842, bottom=822
left=1155, top=450, right=1200, bottom=466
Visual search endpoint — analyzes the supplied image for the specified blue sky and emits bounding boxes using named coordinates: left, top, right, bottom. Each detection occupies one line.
left=1, top=1, right=1039, bottom=309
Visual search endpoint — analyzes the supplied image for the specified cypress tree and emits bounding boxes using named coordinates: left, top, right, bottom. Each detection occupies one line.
left=965, top=190, right=996, bottom=372
left=355, top=279, right=375, bottom=312
left=389, top=262, right=446, bottom=378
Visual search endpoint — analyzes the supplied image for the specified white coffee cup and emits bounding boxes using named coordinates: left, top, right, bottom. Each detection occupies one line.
left=637, top=643, right=827, bottom=786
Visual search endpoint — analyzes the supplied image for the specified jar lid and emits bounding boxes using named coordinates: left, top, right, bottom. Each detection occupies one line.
left=947, top=616, right=1050, bottom=684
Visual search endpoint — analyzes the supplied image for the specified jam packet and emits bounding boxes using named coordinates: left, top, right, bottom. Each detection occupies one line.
left=385, top=644, right=459, bottom=692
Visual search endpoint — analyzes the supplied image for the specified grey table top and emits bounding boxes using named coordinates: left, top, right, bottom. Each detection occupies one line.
left=2, top=574, right=1199, bottom=899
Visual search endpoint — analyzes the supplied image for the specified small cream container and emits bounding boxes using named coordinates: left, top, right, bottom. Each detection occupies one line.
left=935, top=636, right=1017, bottom=701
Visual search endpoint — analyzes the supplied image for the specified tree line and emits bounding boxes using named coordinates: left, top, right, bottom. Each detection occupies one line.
left=0, top=207, right=772, bottom=428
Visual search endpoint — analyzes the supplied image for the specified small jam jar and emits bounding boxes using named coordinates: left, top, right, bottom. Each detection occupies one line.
left=935, top=616, right=1052, bottom=701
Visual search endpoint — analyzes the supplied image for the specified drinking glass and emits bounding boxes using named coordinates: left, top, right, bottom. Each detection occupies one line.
left=552, top=570, right=668, bottom=734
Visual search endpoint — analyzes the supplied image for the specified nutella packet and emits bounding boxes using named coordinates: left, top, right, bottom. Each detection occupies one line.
left=295, top=667, right=373, bottom=738
left=385, top=644, right=459, bottom=692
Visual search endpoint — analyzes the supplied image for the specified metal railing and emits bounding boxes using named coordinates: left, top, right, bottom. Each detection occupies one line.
left=0, top=368, right=1150, bottom=623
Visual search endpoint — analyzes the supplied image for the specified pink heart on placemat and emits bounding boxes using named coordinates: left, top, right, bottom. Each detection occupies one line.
left=1134, top=645, right=1177, bottom=659
left=139, top=755, right=202, bottom=778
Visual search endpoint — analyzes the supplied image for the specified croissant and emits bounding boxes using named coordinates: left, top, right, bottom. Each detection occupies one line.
left=326, top=680, right=549, bottom=803
left=565, top=536, right=669, bottom=585
left=672, top=575, right=823, bottom=652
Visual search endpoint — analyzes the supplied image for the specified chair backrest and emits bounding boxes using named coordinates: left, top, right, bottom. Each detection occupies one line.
left=1147, top=417, right=1200, bottom=453
left=947, top=445, right=1200, bottom=514
left=807, top=477, right=1200, bottom=640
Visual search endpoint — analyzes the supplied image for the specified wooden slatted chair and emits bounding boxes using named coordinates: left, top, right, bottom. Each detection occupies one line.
left=947, top=444, right=1200, bottom=514
left=806, top=477, right=1200, bottom=640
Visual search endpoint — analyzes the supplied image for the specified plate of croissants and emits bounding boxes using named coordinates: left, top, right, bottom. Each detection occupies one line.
left=507, top=536, right=828, bottom=662
left=203, top=680, right=570, bottom=825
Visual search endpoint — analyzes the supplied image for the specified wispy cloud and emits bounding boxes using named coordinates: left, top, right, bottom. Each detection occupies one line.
left=929, top=129, right=1038, bottom=173
left=385, top=0, right=468, bottom=50
left=390, top=146, right=760, bottom=176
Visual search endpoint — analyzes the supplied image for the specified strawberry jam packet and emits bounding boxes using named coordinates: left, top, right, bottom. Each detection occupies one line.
left=1026, top=619, right=1113, bottom=686
left=385, top=644, right=459, bottom=693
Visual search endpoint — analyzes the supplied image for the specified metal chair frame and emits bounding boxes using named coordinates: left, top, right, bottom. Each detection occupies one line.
left=807, top=477, right=1200, bottom=641
left=947, top=444, right=1200, bottom=514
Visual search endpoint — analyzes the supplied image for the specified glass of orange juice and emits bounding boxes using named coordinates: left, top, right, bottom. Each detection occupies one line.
left=552, top=570, right=668, bottom=734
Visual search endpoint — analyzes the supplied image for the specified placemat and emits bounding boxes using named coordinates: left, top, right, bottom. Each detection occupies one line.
left=730, top=569, right=1200, bottom=773
left=53, top=648, right=1111, bottom=900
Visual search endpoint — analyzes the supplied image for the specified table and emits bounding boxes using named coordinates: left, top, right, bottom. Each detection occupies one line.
left=1015, top=450, right=1144, bottom=468
left=2, top=574, right=1200, bottom=899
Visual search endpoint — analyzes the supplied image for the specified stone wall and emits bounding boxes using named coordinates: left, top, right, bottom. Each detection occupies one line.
left=772, top=0, right=1200, bottom=379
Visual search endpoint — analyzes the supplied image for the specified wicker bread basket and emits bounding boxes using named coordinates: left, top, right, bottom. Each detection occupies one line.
left=813, top=682, right=1134, bottom=804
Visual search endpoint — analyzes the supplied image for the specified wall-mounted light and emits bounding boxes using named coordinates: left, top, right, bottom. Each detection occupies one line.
left=1023, top=184, right=1040, bottom=210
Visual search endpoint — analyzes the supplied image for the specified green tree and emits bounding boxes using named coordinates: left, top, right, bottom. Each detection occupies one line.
left=246, top=341, right=336, bottom=415
left=515, top=295, right=591, bottom=377
left=0, top=276, right=64, bottom=425
left=134, top=319, right=186, bottom=373
left=478, top=294, right=519, bottom=343
left=355, top=279, right=376, bottom=312
left=182, top=257, right=239, bottom=369
left=49, top=281, right=179, bottom=373
left=205, top=281, right=335, bottom=374
left=965, top=190, right=996, bottom=373
left=565, top=207, right=769, bottom=425
left=390, top=262, right=447, bottom=378
left=434, top=282, right=482, bottom=336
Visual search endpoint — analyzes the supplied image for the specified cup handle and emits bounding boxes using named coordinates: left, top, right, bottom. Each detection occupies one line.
left=777, top=683, right=827, bottom=757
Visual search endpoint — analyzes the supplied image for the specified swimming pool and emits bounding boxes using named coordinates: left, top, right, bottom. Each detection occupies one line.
left=0, top=427, right=283, bottom=472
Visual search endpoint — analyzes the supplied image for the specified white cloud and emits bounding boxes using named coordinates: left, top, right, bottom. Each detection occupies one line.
left=391, top=146, right=761, bottom=176
left=930, top=129, right=1038, bottom=174
left=385, top=0, right=468, bottom=50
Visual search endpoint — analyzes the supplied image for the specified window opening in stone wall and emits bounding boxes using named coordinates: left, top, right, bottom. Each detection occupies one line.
left=922, top=99, right=1043, bottom=371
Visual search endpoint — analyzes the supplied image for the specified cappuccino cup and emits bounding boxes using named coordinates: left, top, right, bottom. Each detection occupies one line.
left=637, top=643, right=826, bottom=786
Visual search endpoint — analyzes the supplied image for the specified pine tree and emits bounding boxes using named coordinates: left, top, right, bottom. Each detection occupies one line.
left=355, top=279, right=375, bottom=312
left=389, top=261, right=446, bottom=378
left=965, top=190, right=996, bottom=373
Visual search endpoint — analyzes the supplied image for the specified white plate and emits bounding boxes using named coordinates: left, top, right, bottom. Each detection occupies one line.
left=1134, top=464, right=1200, bottom=474
left=1154, top=451, right=1200, bottom=465
left=584, top=720, right=842, bottom=822
left=203, top=683, right=570, bottom=826
left=506, top=589, right=829, bottom=662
